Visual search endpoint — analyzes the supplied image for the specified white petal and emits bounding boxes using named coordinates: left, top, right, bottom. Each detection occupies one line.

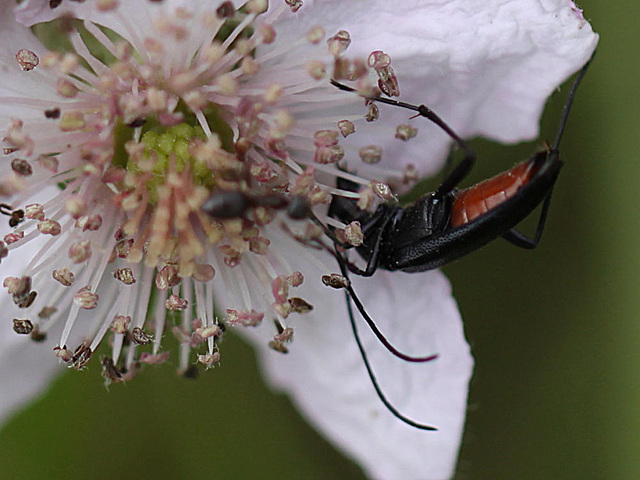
left=0, top=3, right=57, bottom=117
left=0, top=237, right=63, bottom=425
left=284, top=0, right=598, bottom=174
left=237, top=232, right=472, bottom=480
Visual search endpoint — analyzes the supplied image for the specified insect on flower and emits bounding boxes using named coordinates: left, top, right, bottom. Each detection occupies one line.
left=306, top=52, right=595, bottom=429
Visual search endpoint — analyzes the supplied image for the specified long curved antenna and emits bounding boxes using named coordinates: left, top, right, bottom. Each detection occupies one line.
left=553, top=51, right=596, bottom=151
left=336, top=251, right=438, bottom=363
left=330, top=79, right=476, bottom=197
left=344, top=289, right=437, bottom=430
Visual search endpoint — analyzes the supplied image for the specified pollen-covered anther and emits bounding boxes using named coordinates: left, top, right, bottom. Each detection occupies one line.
left=368, top=50, right=391, bottom=70
left=333, top=57, right=368, bottom=82
left=44, top=107, right=61, bottom=119
left=327, top=30, right=351, bottom=56
left=15, top=291, right=37, bottom=309
left=337, top=120, right=355, bottom=137
left=70, top=343, right=93, bottom=369
left=195, top=324, right=222, bottom=339
left=198, top=352, right=221, bottom=368
left=58, top=52, right=80, bottom=75
left=272, top=276, right=289, bottom=304
left=322, top=273, right=350, bottom=289
left=24, top=203, right=44, bottom=220
left=215, top=74, right=238, bottom=95
left=69, top=240, right=92, bottom=263
left=15, top=49, right=39, bottom=71
left=273, top=300, right=291, bottom=318
left=166, top=294, right=188, bottom=311
left=114, top=267, right=136, bottom=285
left=396, top=124, right=418, bottom=141
left=314, top=129, right=339, bottom=148
left=365, top=103, right=379, bottom=122
left=268, top=340, right=289, bottom=354
left=402, top=163, right=419, bottom=184
left=344, top=221, right=364, bottom=247
left=54, top=346, right=73, bottom=363
left=52, top=266, right=75, bottom=286
left=274, top=326, right=294, bottom=343
left=11, top=159, right=33, bottom=176
left=357, top=187, right=375, bottom=211
left=286, top=271, right=304, bottom=287
left=284, top=0, right=303, bottom=13
left=115, top=238, right=134, bottom=258
left=193, top=263, right=215, bottom=282
left=306, top=25, right=325, bottom=44
left=359, top=145, right=382, bottom=165
left=97, top=0, right=119, bottom=13
left=249, top=237, right=270, bottom=255
left=56, top=78, right=78, bottom=98
left=37, top=219, right=62, bottom=236
left=264, top=84, right=284, bottom=105
left=369, top=50, right=400, bottom=97
left=110, top=314, right=131, bottom=334
left=140, top=351, right=171, bottom=365
left=289, top=297, right=313, bottom=314
left=131, top=327, right=152, bottom=345
left=75, top=214, right=102, bottom=231
left=64, top=195, right=86, bottom=218
left=74, top=287, right=99, bottom=310
left=241, top=57, right=259, bottom=75
left=29, top=327, right=46, bottom=342
left=216, top=1, right=235, bottom=18
left=273, top=110, right=295, bottom=137
left=4, top=232, right=24, bottom=245
left=259, top=23, right=276, bottom=44
left=38, top=306, right=57, bottom=319
left=370, top=180, right=396, bottom=201
left=226, top=308, right=264, bottom=327
left=220, top=245, right=242, bottom=268
left=155, top=17, right=188, bottom=41
left=58, top=111, right=86, bottom=131
left=247, top=0, right=268, bottom=14
left=102, top=357, right=124, bottom=384
left=37, top=154, right=59, bottom=173
left=12, top=318, right=34, bottom=335
left=4, top=275, right=31, bottom=296
left=306, top=60, right=326, bottom=80
left=235, top=38, right=255, bottom=57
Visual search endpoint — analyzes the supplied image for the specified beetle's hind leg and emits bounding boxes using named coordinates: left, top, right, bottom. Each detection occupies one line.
left=501, top=193, right=553, bottom=249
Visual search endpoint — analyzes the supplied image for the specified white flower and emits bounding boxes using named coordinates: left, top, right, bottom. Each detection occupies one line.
left=0, top=1, right=597, bottom=479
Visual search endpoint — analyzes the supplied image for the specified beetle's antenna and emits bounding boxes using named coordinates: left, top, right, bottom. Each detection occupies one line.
left=336, top=252, right=439, bottom=363
left=330, top=79, right=476, bottom=196
left=553, top=51, right=595, bottom=152
left=343, top=289, right=437, bottom=430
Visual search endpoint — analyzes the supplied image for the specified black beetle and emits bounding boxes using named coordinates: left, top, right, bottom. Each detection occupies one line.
left=329, top=53, right=593, bottom=277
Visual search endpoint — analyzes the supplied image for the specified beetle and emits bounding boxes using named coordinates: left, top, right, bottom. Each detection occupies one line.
left=328, top=53, right=593, bottom=277
left=322, top=54, right=594, bottom=430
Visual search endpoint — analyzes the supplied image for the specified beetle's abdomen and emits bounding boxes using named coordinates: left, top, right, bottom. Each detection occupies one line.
left=450, top=157, right=541, bottom=227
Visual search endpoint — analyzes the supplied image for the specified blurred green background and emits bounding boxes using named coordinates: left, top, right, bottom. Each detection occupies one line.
left=0, top=1, right=637, bottom=479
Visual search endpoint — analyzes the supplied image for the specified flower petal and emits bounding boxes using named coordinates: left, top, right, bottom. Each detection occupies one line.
left=280, top=0, right=598, bottom=174
left=236, top=230, right=472, bottom=480
left=0, top=238, right=61, bottom=425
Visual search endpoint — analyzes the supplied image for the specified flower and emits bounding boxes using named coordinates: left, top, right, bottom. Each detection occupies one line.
left=0, top=1, right=597, bottom=479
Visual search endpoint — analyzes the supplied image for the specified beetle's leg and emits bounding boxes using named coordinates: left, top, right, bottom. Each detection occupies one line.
left=501, top=193, right=553, bottom=249
left=335, top=250, right=439, bottom=364
left=343, top=210, right=396, bottom=277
